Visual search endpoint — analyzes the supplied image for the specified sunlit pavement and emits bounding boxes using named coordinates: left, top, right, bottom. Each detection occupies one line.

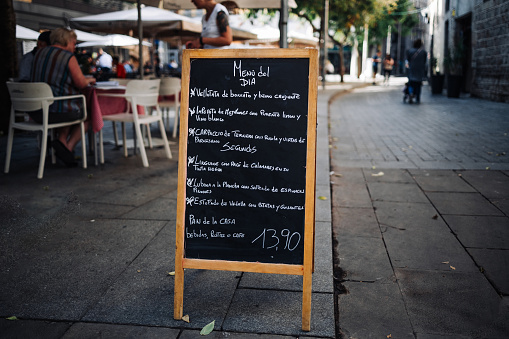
left=329, top=78, right=509, bottom=338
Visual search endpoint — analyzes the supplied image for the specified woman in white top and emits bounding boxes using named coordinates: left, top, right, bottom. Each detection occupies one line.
left=186, top=0, right=233, bottom=49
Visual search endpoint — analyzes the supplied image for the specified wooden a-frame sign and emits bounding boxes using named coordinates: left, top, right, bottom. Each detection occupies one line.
left=174, top=48, right=318, bottom=331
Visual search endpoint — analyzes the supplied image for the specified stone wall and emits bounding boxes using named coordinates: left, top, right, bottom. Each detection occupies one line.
left=471, top=0, right=509, bottom=102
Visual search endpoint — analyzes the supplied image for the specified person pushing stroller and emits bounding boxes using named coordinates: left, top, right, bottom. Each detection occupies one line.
left=403, top=39, right=427, bottom=104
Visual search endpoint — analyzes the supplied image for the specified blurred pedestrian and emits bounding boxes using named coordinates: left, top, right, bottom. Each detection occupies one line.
left=406, top=39, right=427, bottom=103
left=185, top=0, right=232, bottom=49
left=383, top=54, right=394, bottom=85
left=372, top=50, right=381, bottom=84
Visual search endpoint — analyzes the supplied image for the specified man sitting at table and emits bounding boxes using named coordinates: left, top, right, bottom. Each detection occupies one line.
left=31, top=27, right=96, bottom=166
left=17, top=30, right=51, bottom=82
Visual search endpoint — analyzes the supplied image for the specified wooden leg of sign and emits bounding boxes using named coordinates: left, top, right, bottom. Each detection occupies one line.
left=302, top=269, right=312, bottom=331
left=174, top=259, right=184, bottom=319
left=174, top=267, right=184, bottom=319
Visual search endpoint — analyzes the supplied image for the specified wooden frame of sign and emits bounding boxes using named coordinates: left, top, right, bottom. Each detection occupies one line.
left=174, top=48, right=318, bottom=331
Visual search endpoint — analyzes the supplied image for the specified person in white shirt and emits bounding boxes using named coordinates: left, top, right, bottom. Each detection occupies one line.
left=96, top=48, right=113, bottom=72
left=185, top=0, right=232, bottom=49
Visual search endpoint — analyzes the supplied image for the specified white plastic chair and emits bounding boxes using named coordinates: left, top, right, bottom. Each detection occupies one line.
left=4, top=82, right=87, bottom=179
left=98, top=79, right=172, bottom=167
left=158, top=77, right=181, bottom=138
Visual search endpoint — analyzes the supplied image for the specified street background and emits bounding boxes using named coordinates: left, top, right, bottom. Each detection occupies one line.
left=1, top=76, right=508, bottom=338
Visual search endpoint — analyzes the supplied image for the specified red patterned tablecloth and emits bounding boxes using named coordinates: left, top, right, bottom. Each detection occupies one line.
left=82, top=86, right=128, bottom=133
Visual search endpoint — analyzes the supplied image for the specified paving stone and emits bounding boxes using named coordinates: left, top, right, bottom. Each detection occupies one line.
left=223, top=289, right=334, bottom=338
left=492, top=198, right=509, bottom=215
left=180, top=330, right=297, bottom=338
left=0, top=319, right=71, bottom=339
left=81, top=225, right=239, bottom=329
left=467, top=248, right=509, bottom=295
left=338, top=280, right=414, bottom=338
left=459, top=171, right=509, bottom=199
left=443, top=215, right=509, bottom=249
left=333, top=206, right=381, bottom=238
left=395, top=268, right=509, bottom=337
left=331, top=181, right=372, bottom=208
left=426, top=192, right=504, bottom=216
left=121, top=197, right=177, bottom=220
left=335, top=234, right=394, bottom=283
left=0, top=217, right=166, bottom=320
left=374, top=201, right=477, bottom=271
left=363, top=168, right=414, bottom=183
left=412, top=174, right=476, bottom=192
left=368, top=181, right=429, bottom=203
left=62, top=322, right=180, bottom=338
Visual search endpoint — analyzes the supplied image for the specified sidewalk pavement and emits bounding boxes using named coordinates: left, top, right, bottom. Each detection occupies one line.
left=0, top=79, right=354, bottom=338
left=329, top=77, right=509, bottom=338
left=1, top=75, right=508, bottom=339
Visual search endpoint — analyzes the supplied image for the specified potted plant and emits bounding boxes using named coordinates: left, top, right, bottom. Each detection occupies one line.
left=444, top=40, right=465, bottom=98
left=430, top=57, right=444, bottom=94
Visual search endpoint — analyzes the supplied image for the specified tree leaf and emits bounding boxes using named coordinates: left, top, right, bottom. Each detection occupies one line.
left=200, top=320, right=215, bottom=335
left=318, top=196, right=327, bottom=200
left=182, top=314, right=190, bottom=323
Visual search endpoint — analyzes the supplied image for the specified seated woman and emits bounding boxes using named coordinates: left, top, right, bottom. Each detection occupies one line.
left=31, top=27, right=96, bottom=166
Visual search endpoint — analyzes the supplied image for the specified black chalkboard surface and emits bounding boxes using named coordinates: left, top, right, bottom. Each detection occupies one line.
left=184, top=57, right=310, bottom=264
left=174, top=49, right=318, bottom=330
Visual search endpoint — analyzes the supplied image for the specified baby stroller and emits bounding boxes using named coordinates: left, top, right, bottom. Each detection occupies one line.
left=402, top=82, right=415, bottom=103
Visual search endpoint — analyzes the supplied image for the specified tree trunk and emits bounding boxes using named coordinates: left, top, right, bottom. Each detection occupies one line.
left=338, top=44, right=344, bottom=82
left=0, top=0, right=17, bottom=133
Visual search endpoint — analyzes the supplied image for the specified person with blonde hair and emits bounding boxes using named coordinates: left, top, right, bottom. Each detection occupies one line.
left=185, top=0, right=232, bottom=49
left=31, top=27, right=96, bottom=166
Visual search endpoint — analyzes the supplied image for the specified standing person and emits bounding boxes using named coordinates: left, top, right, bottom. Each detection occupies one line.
left=185, top=0, right=232, bottom=49
left=17, top=30, right=51, bottom=82
left=382, top=54, right=394, bottom=85
left=112, top=56, right=126, bottom=78
left=372, top=50, right=381, bottom=84
left=96, top=48, right=112, bottom=72
left=31, top=27, right=96, bottom=166
left=406, top=39, right=427, bottom=103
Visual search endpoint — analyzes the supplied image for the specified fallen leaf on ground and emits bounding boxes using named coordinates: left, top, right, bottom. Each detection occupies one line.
left=200, top=320, right=215, bottom=335
left=432, top=214, right=438, bottom=219
left=43, top=186, right=49, bottom=191
left=6, top=316, right=18, bottom=320
left=442, top=261, right=449, bottom=264
left=450, top=265, right=456, bottom=270
left=318, top=196, right=327, bottom=200
left=371, top=172, right=384, bottom=177
left=182, top=315, right=190, bottom=323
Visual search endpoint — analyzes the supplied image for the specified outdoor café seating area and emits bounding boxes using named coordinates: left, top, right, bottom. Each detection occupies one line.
left=4, top=77, right=181, bottom=179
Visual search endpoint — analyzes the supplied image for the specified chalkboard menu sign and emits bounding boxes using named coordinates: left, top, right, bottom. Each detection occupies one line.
left=174, top=49, right=318, bottom=330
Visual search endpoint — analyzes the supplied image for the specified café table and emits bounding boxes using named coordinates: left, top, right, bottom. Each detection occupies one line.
left=82, top=83, right=129, bottom=165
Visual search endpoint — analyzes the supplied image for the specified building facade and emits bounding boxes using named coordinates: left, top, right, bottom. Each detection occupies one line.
left=427, top=0, right=509, bottom=102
